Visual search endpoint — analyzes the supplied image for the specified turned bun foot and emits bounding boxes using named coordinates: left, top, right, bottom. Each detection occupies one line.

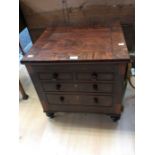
left=23, top=94, right=29, bottom=100
left=46, top=112, right=55, bottom=118
left=110, top=115, right=121, bottom=122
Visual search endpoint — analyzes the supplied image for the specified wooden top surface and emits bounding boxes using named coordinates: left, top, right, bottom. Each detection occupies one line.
left=22, top=25, right=130, bottom=63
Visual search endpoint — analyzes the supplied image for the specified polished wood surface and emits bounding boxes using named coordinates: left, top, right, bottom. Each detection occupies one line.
left=22, top=25, right=129, bottom=63
left=22, top=25, right=130, bottom=121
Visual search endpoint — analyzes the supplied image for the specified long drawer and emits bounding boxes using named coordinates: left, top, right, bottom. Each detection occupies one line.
left=46, top=94, right=113, bottom=107
left=41, top=82, right=113, bottom=93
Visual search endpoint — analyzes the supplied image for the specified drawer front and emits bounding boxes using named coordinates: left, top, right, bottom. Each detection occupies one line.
left=46, top=94, right=112, bottom=107
left=78, top=83, right=113, bottom=93
left=31, top=64, right=115, bottom=72
left=26, top=63, right=126, bottom=114
left=76, top=72, right=114, bottom=81
left=38, top=72, right=73, bottom=81
left=42, top=82, right=113, bottom=93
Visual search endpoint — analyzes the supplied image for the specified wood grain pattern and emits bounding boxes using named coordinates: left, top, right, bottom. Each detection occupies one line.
left=22, top=25, right=130, bottom=121
left=22, top=24, right=129, bottom=63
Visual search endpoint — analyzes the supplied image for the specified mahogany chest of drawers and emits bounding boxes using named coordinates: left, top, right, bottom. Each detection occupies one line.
left=22, top=24, right=130, bottom=121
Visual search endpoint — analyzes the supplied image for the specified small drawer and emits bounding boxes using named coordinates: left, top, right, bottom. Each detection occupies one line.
left=42, top=83, right=75, bottom=92
left=46, top=94, right=112, bottom=107
left=76, top=72, right=114, bottom=81
left=42, top=82, right=113, bottom=93
left=38, top=72, right=73, bottom=81
left=79, top=95, right=112, bottom=106
left=46, top=94, right=77, bottom=105
left=78, top=83, right=113, bottom=93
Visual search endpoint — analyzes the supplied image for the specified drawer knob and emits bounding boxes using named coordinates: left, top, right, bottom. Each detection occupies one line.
left=53, top=73, right=58, bottom=80
left=60, top=96, right=64, bottom=102
left=94, top=97, right=98, bottom=103
left=93, top=84, right=98, bottom=90
left=56, top=84, right=61, bottom=90
left=92, top=72, right=98, bottom=80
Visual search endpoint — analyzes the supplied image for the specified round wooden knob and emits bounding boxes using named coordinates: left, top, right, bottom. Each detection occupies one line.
left=56, top=84, right=61, bottom=90
left=93, top=84, right=98, bottom=90
left=53, top=73, right=58, bottom=80
left=94, top=97, right=98, bottom=103
left=60, top=96, right=64, bottom=102
left=92, top=72, right=98, bottom=80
